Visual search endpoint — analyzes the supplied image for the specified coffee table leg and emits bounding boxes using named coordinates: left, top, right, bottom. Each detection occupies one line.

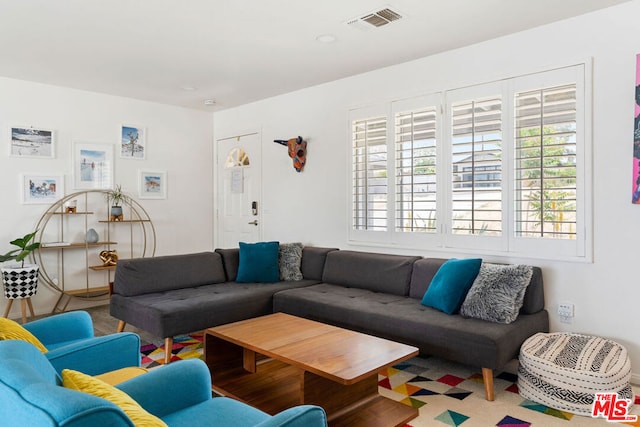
left=243, top=348, right=257, bottom=373
left=301, top=371, right=378, bottom=419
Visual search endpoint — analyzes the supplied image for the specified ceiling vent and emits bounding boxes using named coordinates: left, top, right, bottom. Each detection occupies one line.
left=346, top=7, right=403, bottom=30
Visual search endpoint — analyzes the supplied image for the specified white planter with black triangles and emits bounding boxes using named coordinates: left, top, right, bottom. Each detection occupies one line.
left=1, top=264, right=39, bottom=299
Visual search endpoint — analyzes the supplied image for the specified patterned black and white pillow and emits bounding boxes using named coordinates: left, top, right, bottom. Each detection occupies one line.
left=279, top=242, right=304, bottom=281
left=459, top=263, right=533, bottom=324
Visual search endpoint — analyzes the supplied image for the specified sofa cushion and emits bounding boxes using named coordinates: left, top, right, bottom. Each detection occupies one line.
left=421, top=258, right=482, bottom=314
left=321, top=250, right=421, bottom=296
left=0, top=317, right=48, bottom=353
left=114, top=252, right=226, bottom=297
left=236, top=241, right=280, bottom=283
left=300, top=247, right=338, bottom=281
left=62, top=368, right=167, bottom=426
left=215, top=248, right=240, bottom=281
left=95, top=367, right=148, bottom=386
left=408, top=258, right=448, bottom=299
left=521, top=267, right=544, bottom=314
left=279, top=243, right=303, bottom=281
left=460, top=263, right=533, bottom=324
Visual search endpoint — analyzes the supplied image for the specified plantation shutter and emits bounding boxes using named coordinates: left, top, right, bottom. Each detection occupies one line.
left=514, top=84, right=577, bottom=239
left=349, top=64, right=588, bottom=259
left=395, top=107, right=438, bottom=232
left=450, top=97, right=503, bottom=236
left=352, top=116, right=388, bottom=231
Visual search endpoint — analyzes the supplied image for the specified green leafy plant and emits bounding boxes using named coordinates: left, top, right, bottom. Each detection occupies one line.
left=105, top=184, right=129, bottom=207
left=0, top=231, right=40, bottom=268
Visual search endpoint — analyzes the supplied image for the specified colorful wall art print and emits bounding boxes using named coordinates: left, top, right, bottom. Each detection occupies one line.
left=73, top=142, right=113, bottom=189
left=634, top=54, right=640, bottom=203
left=121, top=125, right=145, bottom=159
left=138, top=170, right=167, bottom=199
left=10, top=126, right=55, bottom=158
left=21, top=174, right=64, bottom=204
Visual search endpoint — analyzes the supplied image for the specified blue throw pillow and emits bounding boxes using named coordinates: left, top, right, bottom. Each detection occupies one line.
left=236, top=241, right=280, bottom=283
left=421, top=258, right=482, bottom=314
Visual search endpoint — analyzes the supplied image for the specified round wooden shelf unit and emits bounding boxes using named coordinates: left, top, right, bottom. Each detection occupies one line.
left=34, top=190, right=155, bottom=313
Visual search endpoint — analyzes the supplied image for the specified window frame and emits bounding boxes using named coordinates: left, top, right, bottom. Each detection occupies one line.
left=347, top=61, right=592, bottom=262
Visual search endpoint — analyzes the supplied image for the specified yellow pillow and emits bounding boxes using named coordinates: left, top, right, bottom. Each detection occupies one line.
left=62, top=369, right=167, bottom=427
left=0, top=317, right=48, bottom=352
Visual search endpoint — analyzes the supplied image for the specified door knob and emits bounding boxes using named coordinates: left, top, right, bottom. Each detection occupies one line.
left=248, top=220, right=258, bottom=226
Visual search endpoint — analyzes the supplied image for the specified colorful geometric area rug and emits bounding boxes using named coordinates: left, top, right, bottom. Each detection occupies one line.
left=140, top=333, right=204, bottom=368
left=379, top=356, right=640, bottom=427
left=140, top=335, right=639, bottom=426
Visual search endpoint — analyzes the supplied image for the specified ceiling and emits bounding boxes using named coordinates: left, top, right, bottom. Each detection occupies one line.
left=0, top=0, right=631, bottom=111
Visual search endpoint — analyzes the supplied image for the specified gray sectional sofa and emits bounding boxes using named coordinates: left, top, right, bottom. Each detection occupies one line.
left=110, top=246, right=548, bottom=401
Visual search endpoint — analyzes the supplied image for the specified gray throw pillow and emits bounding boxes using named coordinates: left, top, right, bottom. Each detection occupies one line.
left=279, top=242, right=303, bottom=281
left=459, top=263, right=533, bottom=324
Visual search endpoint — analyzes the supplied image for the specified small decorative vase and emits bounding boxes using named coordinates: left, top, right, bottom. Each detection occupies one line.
left=85, top=228, right=99, bottom=243
left=110, top=206, right=123, bottom=221
left=1, top=264, right=39, bottom=299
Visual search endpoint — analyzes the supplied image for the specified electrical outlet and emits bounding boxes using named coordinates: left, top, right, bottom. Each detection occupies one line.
left=559, top=314, right=573, bottom=324
left=558, top=303, right=574, bottom=317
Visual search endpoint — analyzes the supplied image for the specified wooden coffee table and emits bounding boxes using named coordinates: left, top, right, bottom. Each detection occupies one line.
left=204, top=313, right=419, bottom=427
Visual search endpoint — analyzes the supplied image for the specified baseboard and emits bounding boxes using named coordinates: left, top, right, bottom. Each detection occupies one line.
left=631, top=372, right=640, bottom=386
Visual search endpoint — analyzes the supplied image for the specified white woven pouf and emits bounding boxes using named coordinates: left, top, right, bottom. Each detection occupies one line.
left=518, top=332, right=633, bottom=415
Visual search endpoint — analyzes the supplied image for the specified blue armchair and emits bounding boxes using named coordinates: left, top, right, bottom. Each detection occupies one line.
left=0, top=340, right=328, bottom=427
left=7, top=310, right=141, bottom=375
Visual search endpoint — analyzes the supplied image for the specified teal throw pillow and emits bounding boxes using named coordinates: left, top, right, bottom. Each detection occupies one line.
left=421, top=258, right=482, bottom=314
left=236, top=241, right=280, bottom=283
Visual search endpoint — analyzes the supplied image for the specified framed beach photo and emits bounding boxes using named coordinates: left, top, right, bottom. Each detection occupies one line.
left=120, top=124, right=145, bottom=159
left=138, top=170, right=167, bottom=199
left=9, top=126, right=55, bottom=158
left=21, top=174, right=64, bottom=204
left=73, top=142, right=114, bottom=189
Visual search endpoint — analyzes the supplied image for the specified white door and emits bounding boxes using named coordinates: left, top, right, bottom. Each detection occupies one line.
left=216, top=133, right=261, bottom=248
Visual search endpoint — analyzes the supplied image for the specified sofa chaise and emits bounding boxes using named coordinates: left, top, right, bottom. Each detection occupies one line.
left=110, top=247, right=335, bottom=363
left=110, top=246, right=548, bottom=401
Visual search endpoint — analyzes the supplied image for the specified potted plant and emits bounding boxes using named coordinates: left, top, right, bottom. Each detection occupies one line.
left=0, top=231, right=41, bottom=300
left=105, top=184, right=129, bottom=221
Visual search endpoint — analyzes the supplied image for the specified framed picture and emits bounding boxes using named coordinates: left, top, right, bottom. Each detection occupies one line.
left=120, top=124, right=145, bottom=159
left=73, top=142, right=114, bottom=189
left=9, top=126, right=55, bottom=158
left=138, top=170, right=167, bottom=199
left=21, top=174, right=64, bottom=204
left=633, top=53, right=640, bottom=203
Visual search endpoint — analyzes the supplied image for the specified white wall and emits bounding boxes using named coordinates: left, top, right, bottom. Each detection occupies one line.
left=214, top=2, right=640, bottom=378
left=0, top=77, right=214, bottom=315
